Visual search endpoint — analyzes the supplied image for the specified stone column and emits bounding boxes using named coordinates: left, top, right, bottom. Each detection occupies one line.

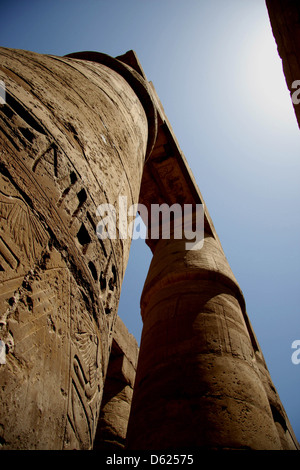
left=126, top=231, right=297, bottom=449
left=266, top=0, right=300, bottom=128
left=0, top=48, right=156, bottom=449
left=93, top=316, right=139, bottom=450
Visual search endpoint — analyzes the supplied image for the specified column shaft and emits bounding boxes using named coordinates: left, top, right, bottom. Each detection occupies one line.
left=0, top=48, right=153, bottom=449
left=126, top=234, right=294, bottom=449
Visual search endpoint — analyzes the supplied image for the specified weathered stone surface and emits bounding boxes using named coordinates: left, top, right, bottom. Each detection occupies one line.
left=0, top=44, right=298, bottom=451
left=0, top=47, right=154, bottom=449
left=126, top=235, right=298, bottom=449
left=93, top=316, right=139, bottom=450
left=126, top=69, right=299, bottom=450
left=266, top=0, right=300, bottom=128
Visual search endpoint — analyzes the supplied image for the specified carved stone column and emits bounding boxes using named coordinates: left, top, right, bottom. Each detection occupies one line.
left=93, top=316, right=139, bottom=450
left=124, top=67, right=300, bottom=449
left=0, top=48, right=156, bottom=449
left=266, top=0, right=300, bottom=128
left=126, top=231, right=298, bottom=450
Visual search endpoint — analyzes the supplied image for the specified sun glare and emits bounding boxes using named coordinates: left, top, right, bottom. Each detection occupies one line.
left=243, top=25, right=294, bottom=123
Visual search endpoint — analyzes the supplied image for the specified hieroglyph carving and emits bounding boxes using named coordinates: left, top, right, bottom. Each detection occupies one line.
left=0, top=49, right=130, bottom=448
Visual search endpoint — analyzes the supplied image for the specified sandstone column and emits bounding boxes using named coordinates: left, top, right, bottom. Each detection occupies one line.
left=266, top=0, right=300, bottom=128
left=125, top=88, right=299, bottom=449
left=0, top=48, right=156, bottom=449
left=93, top=316, right=139, bottom=450
left=126, top=224, right=298, bottom=449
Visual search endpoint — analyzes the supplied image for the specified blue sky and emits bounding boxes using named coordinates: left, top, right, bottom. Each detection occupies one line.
left=1, top=0, right=299, bottom=444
